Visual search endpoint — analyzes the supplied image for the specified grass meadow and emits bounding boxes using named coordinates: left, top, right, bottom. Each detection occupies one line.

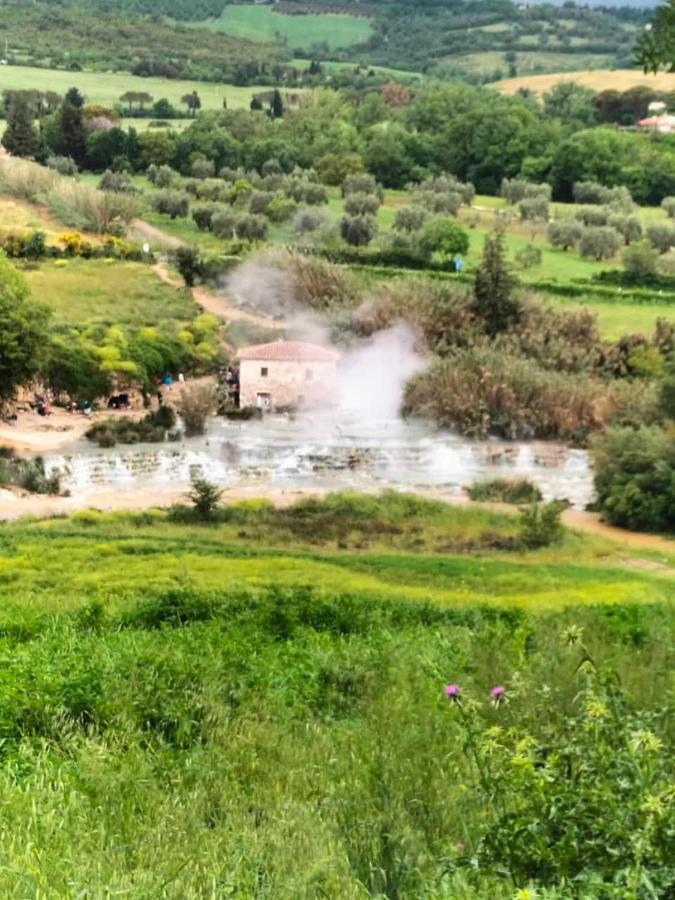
left=197, top=4, right=373, bottom=50
left=0, top=494, right=671, bottom=894
left=23, top=258, right=196, bottom=327
left=0, top=65, right=273, bottom=112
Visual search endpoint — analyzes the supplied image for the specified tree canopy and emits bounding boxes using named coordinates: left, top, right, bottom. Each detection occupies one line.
left=0, top=253, right=51, bottom=404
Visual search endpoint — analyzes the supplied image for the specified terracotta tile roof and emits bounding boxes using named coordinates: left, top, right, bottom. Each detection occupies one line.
left=237, top=340, right=340, bottom=362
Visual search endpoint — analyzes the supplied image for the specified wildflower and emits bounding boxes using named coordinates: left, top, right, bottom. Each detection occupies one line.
left=561, top=624, right=584, bottom=647
left=491, top=685, right=505, bottom=705
left=630, top=730, right=663, bottom=754
left=445, top=683, right=460, bottom=701
left=641, top=794, right=665, bottom=817
left=514, top=889, right=537, bottom=900
left=584, top=696, right=609, bottom=720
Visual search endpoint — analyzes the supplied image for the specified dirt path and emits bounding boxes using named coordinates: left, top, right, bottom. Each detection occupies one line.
left=152, top=261, right=285, bottom=330
left=128, top=218, right=183, bottom=250
left=562, top=509, right=675, bottom=556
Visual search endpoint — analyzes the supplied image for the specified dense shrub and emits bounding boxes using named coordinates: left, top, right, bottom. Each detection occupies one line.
left=518, top=500, right=566, bottom=548
left=47, top=155, right=78, bottom=177
left=468, top=478, right=543, bottom=504
left=86, top=407, right=177, bottom=447
left=592, top=425, right=675, bottom=532
left=404, top=346, right=607, bottom=442
left=176, top=381, right=216, bottom=436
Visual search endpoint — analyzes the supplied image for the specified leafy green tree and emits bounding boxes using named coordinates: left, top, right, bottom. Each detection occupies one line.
left=659, top=354, right=675, bottom=419
left=174, top=246, right=202, bottom=287
left=1, top=93, right=39, bottom=158
left=316, top=152, right=365, bottom=186
left=542, top=82, right=597, bottom=127
left=418, top=218, right=469, bottom=263
left=45, top=338, right=111, bottom=404
left=472, top=233, right=521, bottom=337
left=635, top=0, right=675, bottom=73
left=0, top=253, right=51, bottom=403
left=592, top=426, right=675, bottom=532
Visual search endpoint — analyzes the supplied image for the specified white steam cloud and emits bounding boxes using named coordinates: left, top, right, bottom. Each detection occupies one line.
left=223, top=252, right=428, bottom=420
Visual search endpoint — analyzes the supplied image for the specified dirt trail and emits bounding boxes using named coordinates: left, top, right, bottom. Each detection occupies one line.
left=153, top=260, right=285, bottom=331
left=562, top=509, right=675, bottom=556
left=129, top=218, right=183, bottom=250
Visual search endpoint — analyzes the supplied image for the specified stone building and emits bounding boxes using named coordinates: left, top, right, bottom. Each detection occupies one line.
left=237, top=340, right=340, bottom=410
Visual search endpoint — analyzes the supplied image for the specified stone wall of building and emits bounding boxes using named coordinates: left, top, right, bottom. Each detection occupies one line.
left=239, top=359, right=338, bottom=409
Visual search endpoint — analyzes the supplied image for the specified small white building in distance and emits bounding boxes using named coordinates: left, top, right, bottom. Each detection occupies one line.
left=237, top=340, right=341, bottom=410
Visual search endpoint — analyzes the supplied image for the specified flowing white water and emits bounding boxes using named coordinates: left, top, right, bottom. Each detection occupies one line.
left=44, top=412, right=594, bottom=508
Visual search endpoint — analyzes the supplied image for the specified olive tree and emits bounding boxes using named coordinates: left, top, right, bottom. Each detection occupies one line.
left=622, top=240, right=659, bottom=278
left=579, top=226, right=622, bottom=261
left=344, top=192, right=381, bottom=217
left=151, top=191, right=190, bottom=219
left=340, top=215, right=377, bottom=247
left=607, top=213, right=642, bottom=245
left=661, top=196, right=675, bottom=219
left=548, top=219, right=582, bottom=251
left=646, top=223, right=675, bottom=254
left=393, top=206, right=428, bottom=233
left=518, top=196, right=549, bottom=222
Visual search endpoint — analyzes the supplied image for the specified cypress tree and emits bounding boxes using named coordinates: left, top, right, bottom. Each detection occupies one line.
left=1, top=93, right=39, bottom=158
left=473, top=232, right=521, bottom=337
left=271, top=89, right=284, bottom=119
left=55, top=101, right=86, bottom=166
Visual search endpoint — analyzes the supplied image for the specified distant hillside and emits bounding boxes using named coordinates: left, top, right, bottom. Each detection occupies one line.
left=2, top=0, right=652, bottom=82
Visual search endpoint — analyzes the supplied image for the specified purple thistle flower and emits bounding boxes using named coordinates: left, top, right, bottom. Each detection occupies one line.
left=491, top=685, right=505, bottom=704
left=445, top=683, right=461, bottom=700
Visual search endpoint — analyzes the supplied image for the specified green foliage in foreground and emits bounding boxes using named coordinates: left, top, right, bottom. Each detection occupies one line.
left=0, top=496, right=672, bottom=894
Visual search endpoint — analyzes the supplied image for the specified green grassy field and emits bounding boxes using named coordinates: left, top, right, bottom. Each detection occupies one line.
left=198, top=4, right=373, bottom=50
left=0, top=65, right=275, bottom=112
left=24, top=259, right=196, bottom=327
left=0, top=495, right=670, bottom=894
